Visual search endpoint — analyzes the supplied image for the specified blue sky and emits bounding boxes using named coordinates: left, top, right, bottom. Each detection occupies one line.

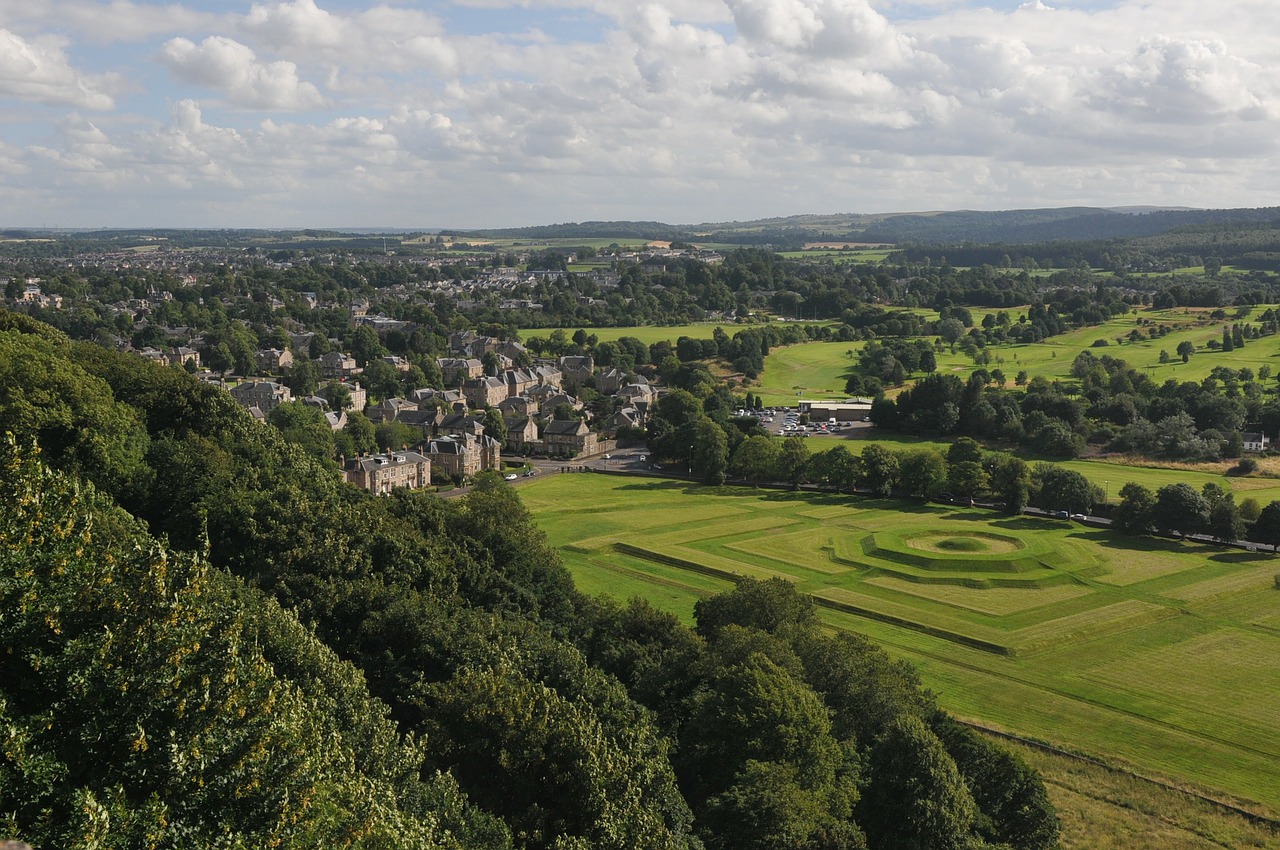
left=0, top=0, right=1276, bottom=228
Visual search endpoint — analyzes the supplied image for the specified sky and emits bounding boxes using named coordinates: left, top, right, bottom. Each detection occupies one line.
left=1, top=0, right=1278, bottom=229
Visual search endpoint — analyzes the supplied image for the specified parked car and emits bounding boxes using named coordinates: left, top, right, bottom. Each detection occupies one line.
left=504, top=473, right=518, bottom=481
left=1052, top=510, right=1070, bottom=519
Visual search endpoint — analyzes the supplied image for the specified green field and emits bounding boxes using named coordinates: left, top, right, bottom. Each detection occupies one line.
left=523, top=473, right=1280, bottom=815
left=754, top=306, right=1280, bottom=404
left=834, top=428, right=1280, bottom=507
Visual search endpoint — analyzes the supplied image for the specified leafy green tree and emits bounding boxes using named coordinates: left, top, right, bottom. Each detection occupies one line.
left=730, top=434, right=780, bottom=482
left=774, top=437, right=812, bottom=488
left=932, top=714, right=1059, bottom=850
left=946, top=437, right=983, bottom=466
left=1154, top=483, right=1209, bottom=537
left=349, top=324, right=386, bottom=368
left=695, top=577, right=817, bottom=641
left=320, top=379, right=354, bottom=411
left=987, top=453, right=1030, bottom=514
left=482, top=407, right=507, bottom=447
left=677, top=652, right=850, bottom=813
left=698, top=759, right=866, bottom=850
left=858, top=444, right=899, bottom=497
left=375, top=420, right=418, bottom=452
left=897, top=448, right=948, bottom=500
left=946, top=461, right=988, bottom=500
left=1208, top=495, right=1245, bottom=544
left=1031, top=464, right=1099, bottom=515
left=861, top=714, right=977, bottom=850
left=362, top=358, right=402, bottom=401
left=809, top=444, right=860, bottom=492
left=1253, top=501, right=1280, bottom=551
left=0, top=328, right=151, bottom=505
left=268, top=401, right=336, bottom=463
left=1176, top=341, right=1195, bottom=363
left=284, top=357, right=321, bottom=395
left=1112, top=482, right=1156, bottom=534
left=692, top=417, right=730, bottom=485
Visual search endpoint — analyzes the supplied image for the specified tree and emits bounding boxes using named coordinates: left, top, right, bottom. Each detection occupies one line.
left=987, top=454, right=1030, bottom=514
left=1112, top=482, right=1155, bottom=535
left=1176, top=341, right=1195, bottom=363
left=692, top=417, right=730, bottom=485
left=937, top=318, right=965, bottom=350
left=1154, top=483, right=1209, bottom=537
left=774, top=437, right=812, bottom=488
left=946, top=437, right=983, bottom=466
left=1208, top=496, right=1245, bottom=544
left=350, top=324, right=386, bottom=368
left=730, top=434, right=779, bottom=482
left=267, top=401, right=335, bottom=464
left=861, top=715, right=977, bottom=850
left=362, top=359, right=402, bottom=401
left=482, top=407, right=507, bottom=447
left=1031, top=464, right=1099, bottom=515
left=946, top=461, right=988, bottom=500
left=1253, top=501, right=1280, bottom=551
left=932, top=714, right=1059, bottom=850
left=809, top=445, right=859, bottom=492
left=859, top=445, right=900, bottom=497
left=897, top=449, right=948, bottom=500
left=694, top=578, right=817, bottom=640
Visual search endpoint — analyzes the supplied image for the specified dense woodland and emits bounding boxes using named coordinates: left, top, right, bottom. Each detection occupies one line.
left=0, top=309, right=1059, bottom=849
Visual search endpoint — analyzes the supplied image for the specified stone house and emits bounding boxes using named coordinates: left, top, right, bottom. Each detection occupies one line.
left=345, top=451, right=431, bottom=494
left=542, top=419, right=599, bottom=457
left=425, top=433, right=501, bottom=479
left=504, top=415, right=539, bottom=452
left=256, top=348, right=293, bottom=373
left=319, top=351, right=358, bottom=378
left=230, top=380, right=292, bottom=415
left=463, top=376, right=508, bottom=410
left=438, top=357, right=484, bottom=386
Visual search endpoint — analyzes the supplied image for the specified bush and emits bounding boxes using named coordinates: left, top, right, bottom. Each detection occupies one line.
left=1230, top=458, right=1259, bottom=476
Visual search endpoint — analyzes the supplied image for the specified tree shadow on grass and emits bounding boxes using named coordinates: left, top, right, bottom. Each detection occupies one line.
left=1208, top=550, right=1278, bottom=564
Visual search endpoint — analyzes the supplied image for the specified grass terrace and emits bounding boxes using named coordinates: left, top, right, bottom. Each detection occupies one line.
left=523, top=473, right=1280, bottom=815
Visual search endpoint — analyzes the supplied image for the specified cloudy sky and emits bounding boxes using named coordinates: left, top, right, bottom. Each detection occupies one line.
left=1, top=0, right=1277, bottom=229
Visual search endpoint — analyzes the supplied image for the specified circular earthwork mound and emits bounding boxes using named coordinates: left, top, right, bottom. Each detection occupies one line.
left=904, top=531, right=1023, bottom=555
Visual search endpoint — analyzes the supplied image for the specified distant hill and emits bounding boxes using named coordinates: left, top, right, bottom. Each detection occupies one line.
left=456, top=206, right=1280, bottom=248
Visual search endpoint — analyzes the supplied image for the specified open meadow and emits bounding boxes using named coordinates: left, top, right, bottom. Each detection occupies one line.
left=523, top=473, right=1280, bottom=817
left=753, top=306, right=1280, bottom=404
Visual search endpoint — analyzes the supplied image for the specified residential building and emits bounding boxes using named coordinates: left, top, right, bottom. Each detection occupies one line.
left=425, top=433, right=501, bottom=479
left=543, top=419, right=599, bottom=457
left=463, top=376, right=508, bottom=409
left=257, top=348, right=293, bottom=373
left=319, top=351, right=358, bottom=378
left=1243, top=431, right=1270, bottom=452
left=438, top=357, right=484, bottom=386
left=230, top=380, right=292, bottom=415
left=345, top=451, right=432, bottom=494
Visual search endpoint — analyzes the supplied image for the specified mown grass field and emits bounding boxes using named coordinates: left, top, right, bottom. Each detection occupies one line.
left=753, top=306, right=1280, bottom=406
left=834, top=428, right=1280, bottom=507
left=523, top=473, right=1280, bottom=815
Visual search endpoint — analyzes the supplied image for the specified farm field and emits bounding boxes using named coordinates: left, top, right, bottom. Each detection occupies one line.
left=522, top=473, right=1280, bottom=815
left=753, top=306, right=1280, bottom=403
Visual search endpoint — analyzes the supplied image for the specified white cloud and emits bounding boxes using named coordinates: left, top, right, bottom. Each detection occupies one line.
left=0, top=28, right=116, bottom=108
left=160, top=35, right=326, bottom=110
left=240, top=0, right=459, bottom=75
